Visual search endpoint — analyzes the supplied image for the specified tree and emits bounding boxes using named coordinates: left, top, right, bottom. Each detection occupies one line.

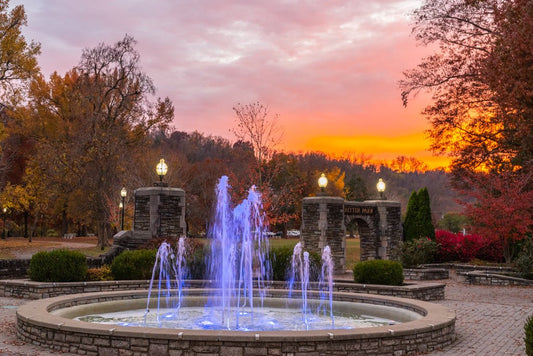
left=437, top=212, right=469, bottom=234
left=403, top=190, right=419, bottom=241
left=343, top=175, right=368, bottom=201
left=231, top=101, right=282, bottom=185
left=403, top=187, right=435, bottom=241
left=390, top=156, right=428, bottom=173
left=0, top=0, right=40, bottom=104
left=460, top=170, right=533, bottom=263
left=417, top=187, right=435, bottom=240
left=400, top=0, right=533, bottom=174
left=26, top=35, right=173, bottom=249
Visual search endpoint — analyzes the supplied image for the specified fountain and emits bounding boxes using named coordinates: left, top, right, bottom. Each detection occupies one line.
left=16, top=176, right=456, bottom=355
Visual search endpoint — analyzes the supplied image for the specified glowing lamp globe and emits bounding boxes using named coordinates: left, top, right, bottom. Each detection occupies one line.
left=318, top=173, right=328, bottom=192
left=156, top=159, right=168, bottom=182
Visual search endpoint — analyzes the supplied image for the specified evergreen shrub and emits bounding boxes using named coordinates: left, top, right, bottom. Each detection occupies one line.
left=268, top=246, right=322, bottom=281
left=29, top=249, right=88, bottom=282
left=526, top=314, right=533, bottom=356
left=400, top=237, right=439, bottom=268
left=111, top=249, right=157, bottom=280
left=353, top=259, right=403, bottom=285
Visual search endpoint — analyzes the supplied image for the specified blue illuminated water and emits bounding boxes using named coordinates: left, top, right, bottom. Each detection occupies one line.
left=88, top=176, right=377, bottom=331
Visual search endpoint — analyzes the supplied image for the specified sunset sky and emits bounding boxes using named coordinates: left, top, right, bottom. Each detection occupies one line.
left=19, top=0, right=448, bottom=169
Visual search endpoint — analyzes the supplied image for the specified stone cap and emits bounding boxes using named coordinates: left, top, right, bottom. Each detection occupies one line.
left=134, top=186, right=185, bottom=196
left=303, top=196, right=345, bottom=204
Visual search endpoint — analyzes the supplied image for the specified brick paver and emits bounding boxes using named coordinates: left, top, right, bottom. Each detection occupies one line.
left=0, top=272, right=532, bottom=355
left=432, top=271, right=533, bottom=355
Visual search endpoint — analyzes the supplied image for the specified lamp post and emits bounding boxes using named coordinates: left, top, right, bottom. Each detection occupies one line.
left=156, top=158, right=168, bottom=183
left=120, top=187, right=127, bottom=230
left=377, top=178, right=386, bottom=200
left=318, top=173, right=328, bottom=194
left=2, top=207, right=5, bottom=239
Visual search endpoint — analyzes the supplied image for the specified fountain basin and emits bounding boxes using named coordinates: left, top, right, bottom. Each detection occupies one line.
left=17, top=289, right=455, bottom=355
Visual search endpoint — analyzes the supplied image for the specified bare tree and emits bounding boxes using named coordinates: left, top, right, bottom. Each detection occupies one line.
left=231, top=101, right=282, bottom=185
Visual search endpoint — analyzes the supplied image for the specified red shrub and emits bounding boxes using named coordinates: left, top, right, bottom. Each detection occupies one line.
left=435, top=230, right=503, bottom=263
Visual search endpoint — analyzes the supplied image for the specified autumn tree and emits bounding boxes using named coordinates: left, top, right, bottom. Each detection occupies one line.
left=461, top=170, right=533, bottom=263
left=25, top=35, right=173, bottom=249
left=231, top=102, right=282, bottom=185
left=343, top=175, right=368, bottom=201
left=390, top=156, right=428, bottom=173
left=0, top=0, right=40, bottom=104
left=0, top=1, right=40, bottom=194
left=400, top=0, right=533, bottom=174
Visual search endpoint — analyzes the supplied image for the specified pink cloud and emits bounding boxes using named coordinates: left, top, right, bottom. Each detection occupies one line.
left=18, top=0, right=439, bottom=165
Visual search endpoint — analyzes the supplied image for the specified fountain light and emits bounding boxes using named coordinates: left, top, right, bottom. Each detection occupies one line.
left=318, top=173, right=328, bottom=193
left=156, top=158, right=168, bottom=182
left=377, top=178, right=386, bottom=200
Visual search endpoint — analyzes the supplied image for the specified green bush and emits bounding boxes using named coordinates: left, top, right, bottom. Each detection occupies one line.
left=400, top=237, right=439, bottom=268
left=111, top=249, right=157, bottom=280
left=186, top=248, right=207, bottom=279
left=29, top=249, right=88, bottom=282
left=353, top=259, right=404, bottom=286
left=526, top=315, right=533, bottom=356
left=268, top=246, right=322, bottom=281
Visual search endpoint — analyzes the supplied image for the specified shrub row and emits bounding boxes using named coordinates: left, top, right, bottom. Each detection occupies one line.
left=28, top=244, right=327, bottom=282
left=29, top=249, right=88, bottom=282
left=353, top=260, right=404, bottom=286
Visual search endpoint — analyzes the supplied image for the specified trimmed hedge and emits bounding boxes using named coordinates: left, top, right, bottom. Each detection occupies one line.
left=268, top=246, right=322, bottom=281
left=353, top=259, right=404, bottom=286
left=111, top=249, right=157, bottom=280
left=526, top=314, right=533, bottom=356
left=28, top=249, right=88, bottom=282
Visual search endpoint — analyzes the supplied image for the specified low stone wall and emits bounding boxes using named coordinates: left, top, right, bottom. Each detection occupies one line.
left=0, top=279, right=446, bottom=301
left=460, top=271, right=533, bottom=286
left=16, top=289, right=456, bottom=356
left=404, top=268, right=449, bottom=281
left=0, top=259, right=29, bottom=279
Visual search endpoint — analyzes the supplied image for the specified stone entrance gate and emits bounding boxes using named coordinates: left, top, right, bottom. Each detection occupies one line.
left=300, top=197, right=402, bottom=273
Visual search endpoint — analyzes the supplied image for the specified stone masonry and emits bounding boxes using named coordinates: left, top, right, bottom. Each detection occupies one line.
left=301, top=197, right=402, bottom=272
left=112, top=186, right=186, bottom=252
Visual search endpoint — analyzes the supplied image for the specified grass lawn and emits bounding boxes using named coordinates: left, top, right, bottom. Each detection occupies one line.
left=0, top=236, right=111, bottom=259
left=0, top=235, right=360, bottom=270
left=268, top=237, right=360, bottom=270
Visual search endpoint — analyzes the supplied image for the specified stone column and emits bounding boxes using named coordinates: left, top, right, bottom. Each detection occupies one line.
left=369, top=200, right=402, bottom=260
left=300, top=196, right=345, bottom=273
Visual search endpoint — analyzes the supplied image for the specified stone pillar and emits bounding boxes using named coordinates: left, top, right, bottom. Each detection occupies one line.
left=300, top=196, right=345, bottom=273
left=133, top=187, right=186, bottom=238
left=365, top=200, right=402, bottom=260
left=112, top=186, right=186, bottom=251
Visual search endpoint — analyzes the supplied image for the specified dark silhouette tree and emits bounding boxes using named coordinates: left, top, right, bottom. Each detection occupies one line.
left=403, top=190, right=420, bottom=241
left=417, top=187, right=435, bottom=240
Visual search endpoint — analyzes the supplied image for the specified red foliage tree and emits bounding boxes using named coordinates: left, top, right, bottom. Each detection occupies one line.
left=460, top=171, right=533, bottom=263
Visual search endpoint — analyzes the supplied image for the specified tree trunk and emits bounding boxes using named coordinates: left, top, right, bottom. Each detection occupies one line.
left=24, top=211, right=28, bottom=239
left=61, top=206, right=68, bottom=237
